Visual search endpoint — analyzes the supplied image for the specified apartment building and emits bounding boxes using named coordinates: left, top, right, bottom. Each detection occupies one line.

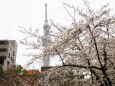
left=0, top=40, right=18, bottom=70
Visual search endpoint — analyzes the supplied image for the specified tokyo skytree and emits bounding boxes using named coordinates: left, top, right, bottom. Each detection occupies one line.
left=42, top=3, right=51, bottom=67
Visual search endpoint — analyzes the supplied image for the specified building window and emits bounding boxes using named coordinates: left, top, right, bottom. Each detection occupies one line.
left=10, top=47, right=12, bottom=51
left=0, top=59, right=4, bottom=64
left=13, top=51, right=15, bottom=56
left=11, top=57, right=14, bottom=63
left=9, top=53, right=10, bottom=58
left=7, top=61, right=11, bottom=69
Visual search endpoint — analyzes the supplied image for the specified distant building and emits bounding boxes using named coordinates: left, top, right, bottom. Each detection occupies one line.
left=0, top=40, right=18, bottom=70
left=26, top=70, right=40, bottom=76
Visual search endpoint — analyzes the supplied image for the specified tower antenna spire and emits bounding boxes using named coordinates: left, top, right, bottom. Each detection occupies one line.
left=45, top=3, right=47, bottom=21
left=43, top=3, right=49, bottom=29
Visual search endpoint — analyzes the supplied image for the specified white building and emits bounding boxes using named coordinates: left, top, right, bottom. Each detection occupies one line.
left=0, top=40, right=18, bottom=70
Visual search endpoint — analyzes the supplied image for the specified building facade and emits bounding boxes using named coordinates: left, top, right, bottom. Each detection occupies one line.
left=0, top=40, right=17, bottom=70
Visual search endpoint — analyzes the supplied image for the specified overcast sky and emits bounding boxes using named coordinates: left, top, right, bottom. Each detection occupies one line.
left=0, top=0, right=115, bottom=69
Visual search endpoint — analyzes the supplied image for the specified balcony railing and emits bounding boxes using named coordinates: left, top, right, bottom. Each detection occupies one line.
left=0, top=52, right=7, bottom=58
left=0, top=45, right=8, bottom=51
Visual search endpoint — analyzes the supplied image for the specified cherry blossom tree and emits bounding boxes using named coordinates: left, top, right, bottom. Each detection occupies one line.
left=19, top=1, right=115, bottom=86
